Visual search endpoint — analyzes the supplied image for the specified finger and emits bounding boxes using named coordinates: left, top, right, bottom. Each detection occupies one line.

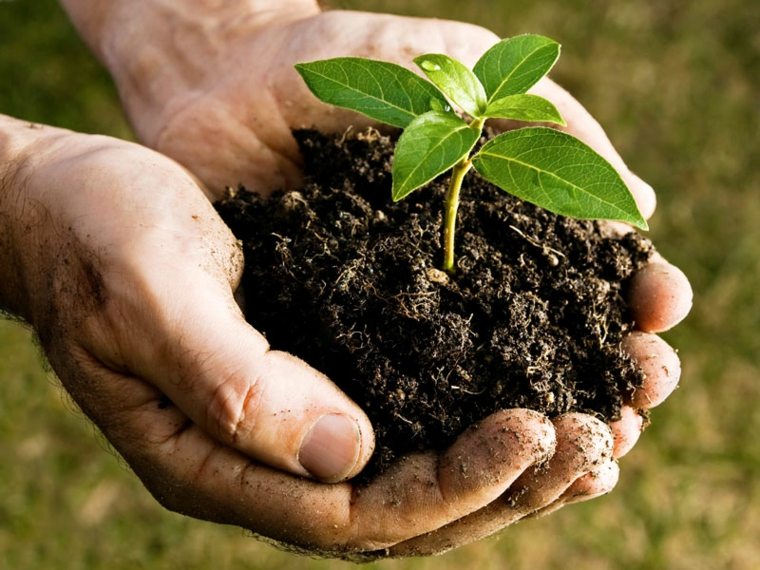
left=622, top=332, right=682, bottom=409
left=561, top=460, right=620, bottom=504
left=609, top=331, right=682, bottom=459
left=628, top=259, right=693, bottom=333
left=385, top=413, right=613, bottom=557
left=530, top=79, right=657, bottom=220
left=526, top=460, right=620, bottom=519
left=609, top=405, right=644, bottom=459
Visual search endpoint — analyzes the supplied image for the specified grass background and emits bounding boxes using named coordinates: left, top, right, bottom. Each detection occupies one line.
left=1, top=0, right=758, bottom=568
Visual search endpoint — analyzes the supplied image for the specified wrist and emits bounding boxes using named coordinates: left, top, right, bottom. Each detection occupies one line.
left=0, top=116, right=55, bottom=319
left=60, top=0, right=321, bottom=144
left=0, top=117, right=96, bottom=326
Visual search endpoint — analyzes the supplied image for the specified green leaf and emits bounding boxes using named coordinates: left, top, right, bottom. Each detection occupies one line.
left=414, top=54, right=488, bottom=117
left=472, top=127, right=648, bottom=229
left=392, top=111, right=480, bottom=201
left=473, top=35, right=561, bottom=102
left=484, top=94, right=566, bottom=124
left=295, top=58, right=449, bottom=128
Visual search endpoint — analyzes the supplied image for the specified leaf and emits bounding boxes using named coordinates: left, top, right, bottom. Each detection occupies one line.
left=472, top=127, right=648, bottom=229
left=295, top=58, right=449, bottom=128
left=414, top=54, right=488, bottom=117
left=392, top=111, right=480, bottom=201
left=483, top=94, right=566, bottom=125
left=473, top=35, right=561, bottom=102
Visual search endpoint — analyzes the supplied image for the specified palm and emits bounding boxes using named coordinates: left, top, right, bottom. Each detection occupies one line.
left=140, top=9, right=655, bottom=220
left=145, top=11, right=502, bottom=198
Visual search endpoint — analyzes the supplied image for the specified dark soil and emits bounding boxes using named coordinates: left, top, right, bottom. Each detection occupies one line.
left=216, top=128, right=653, bottom=481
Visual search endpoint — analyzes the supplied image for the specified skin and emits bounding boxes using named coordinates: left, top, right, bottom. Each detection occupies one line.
left=0, top=0, right=693, bottom=560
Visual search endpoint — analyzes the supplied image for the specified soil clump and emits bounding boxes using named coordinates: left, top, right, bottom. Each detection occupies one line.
left=216, top=128, right=653, bottom=480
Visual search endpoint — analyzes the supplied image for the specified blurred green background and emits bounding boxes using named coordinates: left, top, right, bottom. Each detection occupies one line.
left=1, top=0, right=757, bottom=568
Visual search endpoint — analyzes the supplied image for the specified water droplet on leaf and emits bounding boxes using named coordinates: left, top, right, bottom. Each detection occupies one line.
left=420, top=60, right=441, bottom=72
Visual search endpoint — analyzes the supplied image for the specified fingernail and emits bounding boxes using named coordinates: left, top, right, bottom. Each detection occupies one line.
left=627, top=171, right=656, bottom=218
left=299, top=414, right=361, bottom=482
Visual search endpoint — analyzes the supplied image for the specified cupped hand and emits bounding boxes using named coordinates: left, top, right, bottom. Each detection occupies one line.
left=113, top=2, right=692, bottom=455
left=50, top=1, right=693, bottom=558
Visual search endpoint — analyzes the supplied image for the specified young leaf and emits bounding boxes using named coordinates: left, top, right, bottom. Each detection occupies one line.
left=483, top=94, right=566, bottom=125
left=392, top=111, right=480, bottom=201
left=295, top=58, right=449, bottom=128
left=414, top=54, right=488, bottom=117
left=473, top=35, right=561, bottom=102
left=472, top=127, right=648, bottom=229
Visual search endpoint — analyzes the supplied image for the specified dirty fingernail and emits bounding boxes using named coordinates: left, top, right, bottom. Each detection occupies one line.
left=299, top=414, right=361, bottom=482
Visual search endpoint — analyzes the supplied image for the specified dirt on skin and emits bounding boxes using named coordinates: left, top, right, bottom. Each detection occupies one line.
left=216, top=128, right=653, bottom=481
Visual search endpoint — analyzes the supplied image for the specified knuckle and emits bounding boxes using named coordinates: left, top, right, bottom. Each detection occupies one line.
left=207, top=372, right=263, bottom=444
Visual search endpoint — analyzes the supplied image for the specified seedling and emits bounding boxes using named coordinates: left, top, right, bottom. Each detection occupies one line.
left=296, top=34, right=647, bottom=274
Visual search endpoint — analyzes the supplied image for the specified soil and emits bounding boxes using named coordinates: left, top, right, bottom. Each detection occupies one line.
left=216, top=128, right=654, bottom=482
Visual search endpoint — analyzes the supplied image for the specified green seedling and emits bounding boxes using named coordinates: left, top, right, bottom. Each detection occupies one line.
left=296, top=34, right=647, bottom=274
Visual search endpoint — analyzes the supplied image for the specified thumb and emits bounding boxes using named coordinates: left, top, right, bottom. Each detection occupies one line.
left=109, top=269, right=375, bottom=483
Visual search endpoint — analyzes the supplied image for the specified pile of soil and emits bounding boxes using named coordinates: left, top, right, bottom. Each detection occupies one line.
left=216, top=128, right=653, bottom=480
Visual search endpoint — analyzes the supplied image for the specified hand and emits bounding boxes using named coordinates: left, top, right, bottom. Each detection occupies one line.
left=0, top=111, right=688, bottom=559
left=48, top=0, right=693, bottom=558
left=87, top=0, right=692, bottom=452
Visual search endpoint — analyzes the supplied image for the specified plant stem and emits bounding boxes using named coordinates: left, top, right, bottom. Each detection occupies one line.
left=442, top=117, right=483, bottom=274
left=442, top=157, right=473, bottom=274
